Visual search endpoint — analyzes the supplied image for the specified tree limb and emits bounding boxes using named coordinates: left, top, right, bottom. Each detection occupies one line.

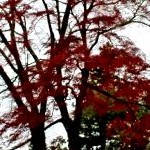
left=8, top=118, right=63, bottom=150
left=87, top=83, right=150, bottom=110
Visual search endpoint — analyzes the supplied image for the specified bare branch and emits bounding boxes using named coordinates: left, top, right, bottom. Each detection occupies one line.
left=60, top=2, right=71, bottom=39
left=0, top=65, right=24, bottom=107
left=42, top=0, right=56, bottom=46
left=17, top=16, right=39, bottom=63
left=55, top=0, right=61, bottom=33
left=0, top=48, right=18, bottom=73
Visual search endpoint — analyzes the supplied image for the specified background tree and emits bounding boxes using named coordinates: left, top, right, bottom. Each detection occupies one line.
left=48, top=136, right=68, bottom=150
left=0, top=0, right=150, bottom=150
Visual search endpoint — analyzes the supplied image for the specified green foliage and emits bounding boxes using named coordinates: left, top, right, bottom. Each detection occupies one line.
left=136, top=106, right=149, bottom=119
left=48, top=136, right=68, bottom=150
left=79, top=106, right=101, bottom=149
left=79, top=105, right=126, bottom=149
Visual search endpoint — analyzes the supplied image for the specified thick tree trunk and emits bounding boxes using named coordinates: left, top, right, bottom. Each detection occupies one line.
left=66, top=69, right=88, bottom=150
left=62, top=117, right=81, bottom=150
left=67, top=111, right=83, bottom=150
left=67, top=129, right=81, bottom=150
left=30, top=124, right=46, bottom=150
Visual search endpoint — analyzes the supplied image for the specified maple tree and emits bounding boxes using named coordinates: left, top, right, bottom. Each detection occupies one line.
left=0, top=0, right=150, bottom=150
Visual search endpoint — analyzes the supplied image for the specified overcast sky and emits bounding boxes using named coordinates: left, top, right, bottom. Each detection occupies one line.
left=118, top=24, right=150, bottom=61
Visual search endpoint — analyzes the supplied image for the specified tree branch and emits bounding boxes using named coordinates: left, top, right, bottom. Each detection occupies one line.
left=8, top=118, right=63, bottom=150
left=55, top=0, right=61, bottom=33
left=0, top=48, right=18, bottom=73
left=87, top=83, right=150, bottom=110
left=0, top=65, right=24, bottom=107
left=42, top=0, right=56, bottom=46
left=60, top=2, right=71, bottom=39
left=18, top=16, right=39, bottom=63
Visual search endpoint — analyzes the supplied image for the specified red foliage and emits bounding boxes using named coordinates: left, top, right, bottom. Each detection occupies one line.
left=1, top=0, right=150, bottom=149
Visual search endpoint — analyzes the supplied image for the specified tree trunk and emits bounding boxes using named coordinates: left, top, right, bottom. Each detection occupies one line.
left=99, top=119, right=107, bottom=150
left=67, top=129, right=81, bottom=150
left=30, top=124, right=46, bottom=150
left=62, top=118, right=81, bottom=150
left=66, top=68, right=88, bottom=150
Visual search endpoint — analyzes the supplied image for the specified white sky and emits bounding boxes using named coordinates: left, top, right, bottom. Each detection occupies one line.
left=118, top=24, right=150, bottom=61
